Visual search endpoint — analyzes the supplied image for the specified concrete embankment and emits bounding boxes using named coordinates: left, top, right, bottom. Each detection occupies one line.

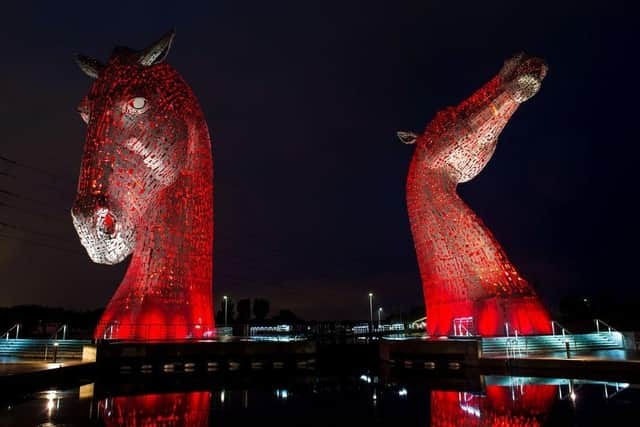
left=2, top=337, right=639, bottom=396
left=0, top=361, right=96, bottom=398
left=379, top=337, right=640, bottom=382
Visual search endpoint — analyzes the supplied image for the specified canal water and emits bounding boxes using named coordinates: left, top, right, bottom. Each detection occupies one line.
left=0, top=373, right=637, bottom=426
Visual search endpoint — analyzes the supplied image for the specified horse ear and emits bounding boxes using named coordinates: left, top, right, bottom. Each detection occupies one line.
left=397, top=131, right=418, bottom=145
left=138, top=29, right=176, bottom=66
left=75, top=54, right=104, bottom=79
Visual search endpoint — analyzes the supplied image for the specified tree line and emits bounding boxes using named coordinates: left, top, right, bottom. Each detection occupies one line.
left=214, top=298, right=301, bottom=324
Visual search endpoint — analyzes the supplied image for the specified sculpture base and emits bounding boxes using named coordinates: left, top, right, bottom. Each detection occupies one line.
left=426, top=295, right=552, bottom=337
left=94, top=322, right=216, bottom=341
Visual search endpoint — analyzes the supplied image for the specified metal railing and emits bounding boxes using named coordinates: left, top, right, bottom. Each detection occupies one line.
left=97, top=322, right=220, bottom=340
left=505, top=329, right=528, bottom=358
left=43, top=324, right=68, bottom=361
left=52, top=324, right=68, bottom=340
left=2, top=323, right=20, bottom=339
left=603, top=382, right=628, bottom=400
left=452, top=317, right=474, bottom=336
left=455, top=323, right=472, bottom=337
left=506, top=338, right=519, bottom=358
left=550, top=320, right=578, bottom=353
left=594, top=318, right=619, bottom=335
left=550, top=320, right=572, bottom=337
left=43, top=341, right=56, bottom=361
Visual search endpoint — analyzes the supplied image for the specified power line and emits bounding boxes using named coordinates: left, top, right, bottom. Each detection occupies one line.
left=0, top=156, right=74, bottom=195
left=0, top=169, right=72, bottom=196
left=0, top=155, right=75, bottom=183
left=0, top=201, right=68, bottom=223
left=0, top=221, right=76, bottom=244
left=0, top=188, right=70, bottom=214
left=0, top=232, right=82, bottom=255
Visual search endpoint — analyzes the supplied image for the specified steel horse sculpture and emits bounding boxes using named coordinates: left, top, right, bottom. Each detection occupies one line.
left=401, top=53, right=552, bottom=336
left=72, top=30, right=215, bottom=340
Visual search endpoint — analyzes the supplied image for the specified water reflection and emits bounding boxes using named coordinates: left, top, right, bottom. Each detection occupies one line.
left=430, top=385, right=556, bottom=427
left=0, top=375, right=637, bottom=426
left=94, top=382, right=560, bottom=427
left=99, top=391, right=210, bottom=426
left=45, top=390, right=60, bottom=417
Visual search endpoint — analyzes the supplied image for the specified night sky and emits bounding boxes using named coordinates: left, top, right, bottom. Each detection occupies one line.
left=0, top=1, right=637, bottom=320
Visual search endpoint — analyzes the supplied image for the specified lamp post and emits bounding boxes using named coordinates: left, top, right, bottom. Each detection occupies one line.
left=223, top=296, right=229, bottom=327
left=378, top=307, right=383, bottom=329
left=368, top=293, right=373, bottom=333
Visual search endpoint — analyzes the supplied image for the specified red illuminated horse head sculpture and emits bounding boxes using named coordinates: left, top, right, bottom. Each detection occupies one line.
left=71, top=30, right=214, bottom=340
left=401, top=53, right=551, bottom=336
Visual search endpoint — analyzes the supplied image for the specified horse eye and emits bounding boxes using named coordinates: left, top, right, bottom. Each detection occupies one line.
left=125, top=97, right=149, bottom=115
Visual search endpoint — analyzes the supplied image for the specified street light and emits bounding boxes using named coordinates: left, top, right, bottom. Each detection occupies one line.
left=223, top=296, right=229, bottom=327
left=378, top=307, right=383, bottom=329
left=368, top=293, right=373, bottom=332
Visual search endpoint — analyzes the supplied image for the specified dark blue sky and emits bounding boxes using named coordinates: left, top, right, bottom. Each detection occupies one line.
left=0, top=1, right=637, bottom=319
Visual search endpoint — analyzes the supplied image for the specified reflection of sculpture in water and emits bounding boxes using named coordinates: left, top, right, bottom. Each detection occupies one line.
left=430, top=385, right=557, bottom=427
left=71, top=30, right=215, bottom=340
left=100, top=392, right=210, bottom=427
left=401, top=53, right=552, bottom=336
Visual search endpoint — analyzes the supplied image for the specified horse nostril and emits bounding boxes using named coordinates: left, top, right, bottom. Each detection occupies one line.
left=96, top=208, right=117, bottom=236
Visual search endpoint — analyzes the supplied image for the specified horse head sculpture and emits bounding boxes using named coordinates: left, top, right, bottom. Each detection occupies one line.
left=401, top=53, right=551, bottom=336
left=71, top=30, right=215, bottom=339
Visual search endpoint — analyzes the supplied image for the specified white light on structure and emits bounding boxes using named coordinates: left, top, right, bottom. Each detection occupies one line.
left=249, top=325, right=291, bottom=335
left=360, top=374, right=372, bottom=384
left=45, top=390, right=57, bottom=416
left=368, top=293, right=374, bottom=331
left=459, top=403, right=481, bottom=418
left=79, top=383, right=94, bottom=399
left=275, top=389, right=289, bottom=400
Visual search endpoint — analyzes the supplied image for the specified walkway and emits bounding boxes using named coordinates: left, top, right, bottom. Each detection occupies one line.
left=484, top=349, right=640, bottom=362
left=0, top=360, right=87, bottom=377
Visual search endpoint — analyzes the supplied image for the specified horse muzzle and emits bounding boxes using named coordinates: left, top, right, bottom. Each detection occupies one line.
left=71, top=203, right=135, bottom=265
